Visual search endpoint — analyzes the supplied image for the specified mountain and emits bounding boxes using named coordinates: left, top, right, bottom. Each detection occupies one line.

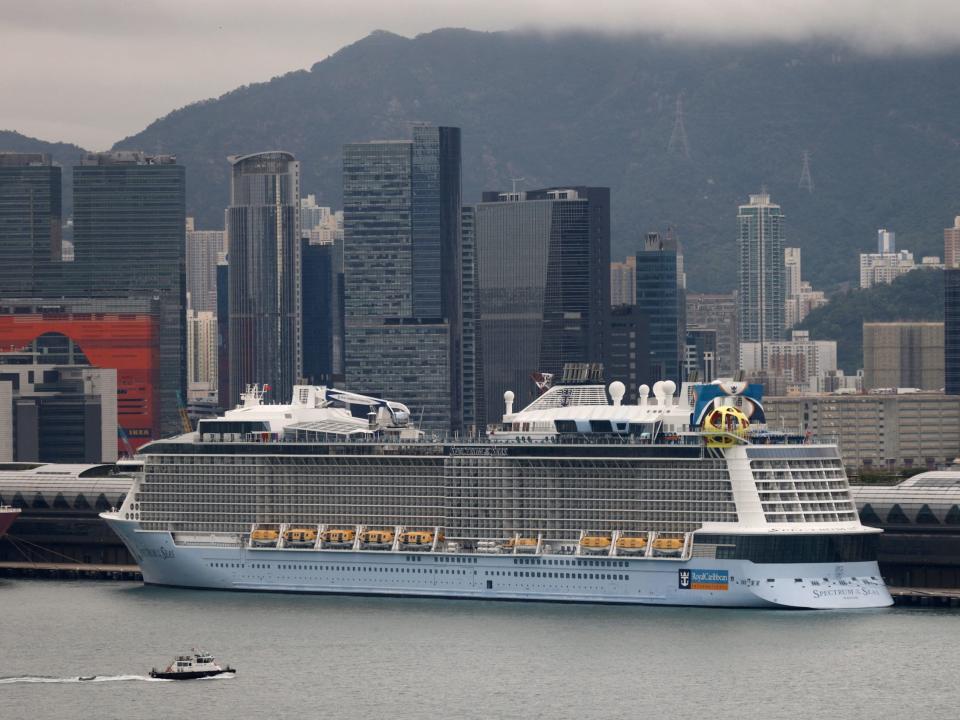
left=0, top=131, right=88, bottom=217
left=9, top=29, right=960, bottom=290
left=798, top=268, right=944, bottom=372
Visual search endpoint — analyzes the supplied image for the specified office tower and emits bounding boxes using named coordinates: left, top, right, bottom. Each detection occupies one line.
left=610, top=256, right=637, bottom=306
left=300, top=194, right=331, bottom=233
left=605, top=306, right=650, bottom=404
left=343, top=126, right=462, bottom=432
left=185, top=217, right=227, bottom=313
left=301, top=237, right=343, bottom=386
left=0, top=153, right=62, bottom=296
left=226, top=152, right=301, bottom=405
left=684, top=328, right=718, bottom=382
left=945, top=217, right=960, bottom=270
left=877, top=228, right=896, bottom=254
left=946, top=270, right=960, bottom=395
left=471, top=186, right=609, bottom=427
left=216, top=261, right=230, bottom=408
left=73, top=151, right=185, bottom=438
left=636, top=231, right=684, bottom=384
left=737, top=192, right=785, bottom=360
left=187, top=310, right=218, bottom=400
left=686, top=292, right=738, bottom=377
left=460, top=206, right=477, bottom=431
left=863, top=322, right=944, bottom=391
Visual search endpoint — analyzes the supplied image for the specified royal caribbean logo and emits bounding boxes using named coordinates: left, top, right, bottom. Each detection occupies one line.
left=679, top=568, right=729, bottom=591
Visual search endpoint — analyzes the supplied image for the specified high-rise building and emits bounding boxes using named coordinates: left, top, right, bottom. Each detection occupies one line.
left=301, top=237, right=343, bottom=386
left=610, top=256, right=637, bottom=306
left=859, top=249, right=916, bottom=289
left=471, top=186, right=609, bottom=426
left=604, top=305, right=650, bottom=404
left=740, top=330, right=837, bottom=393
left=945, top=217, right=960, bottom=270
left=187, top=310, right=218, bottom=401
left=636, top=231, right=684, bottom=384
left=185, top=217, right=227, bottom=313
left=686, top=292, right=738, bottom=377
left=946, top=270, right=960, bottom=395
left=343, top=126, right=463, bottom=432
left=684, top=328, right=718, bottom=382
left=226, top=151, right=302, bottom=405
left=460, top=206, right=477, bottom=431
left=737, top=192, right=785, bottom=359
left=72, top=151, right=185, bottom=438
left=0, top=153, right=62, bottom=296
left=863, top=322, right=944, bottom=391
left=784, top=247, right=802, bottom=300
left=877, top=228, right=896, bottom=254
left=216, top=261, right=230, bottom=408
left=783, top=247, right=827, bottom=328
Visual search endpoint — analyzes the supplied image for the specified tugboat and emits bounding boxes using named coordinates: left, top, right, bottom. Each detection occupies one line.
left=150, top=651, right=235, bottom=680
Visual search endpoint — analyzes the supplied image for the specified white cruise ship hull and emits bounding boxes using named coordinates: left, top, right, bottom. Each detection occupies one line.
left=104, top=516, right=892, bottom=610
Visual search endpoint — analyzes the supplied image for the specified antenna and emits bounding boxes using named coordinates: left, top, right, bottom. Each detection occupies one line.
left=668, top=93, right=691, bottom=160
left=799, top=150, right=814, bottom=193
left=510, top=177, right=525, bottom=194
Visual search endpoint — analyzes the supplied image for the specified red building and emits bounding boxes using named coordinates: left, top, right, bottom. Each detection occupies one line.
left=0, top=313, right=159, bottom=451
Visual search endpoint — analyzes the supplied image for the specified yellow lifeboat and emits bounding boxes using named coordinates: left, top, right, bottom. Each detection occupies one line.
left=250, top=528, right=279, bottom=547
left=616, top=536, right=647, bottom=554
left=399, top=530, right=440, bottom=548
left=283, top=527, right=317, bottom=547
left=652, top=538, right=684, bottom=556
left=320, top=528, right=356, bottom=547
left=580, top=535, right=612, bottom=553
left=502, top=537, right=538, bottom=552
left=360, top=529, right=395, bottom=547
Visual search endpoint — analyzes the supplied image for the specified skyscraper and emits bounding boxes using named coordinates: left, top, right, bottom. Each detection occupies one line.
left=0, top=153, right=62, bottom=296
left=185, top=217, right=227, bottom=313
left=72, top=151, right=185, bottom=437
left=226, top=152, right=302, bottom=405
left=945, top=217, right=960, bottom=270
left=737, top=192, right=785, bottom=360
left=343, top=126, right=462, bottom=432
left=635, top=231, right=684, bottom=384
left=472, top=186, right=609, bottom=425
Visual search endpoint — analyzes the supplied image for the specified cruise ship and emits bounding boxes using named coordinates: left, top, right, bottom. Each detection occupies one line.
left=102, top=376, right=892, bottom=609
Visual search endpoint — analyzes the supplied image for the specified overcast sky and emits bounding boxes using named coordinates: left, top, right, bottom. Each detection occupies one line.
left=3, top=0, right=960, bottom=149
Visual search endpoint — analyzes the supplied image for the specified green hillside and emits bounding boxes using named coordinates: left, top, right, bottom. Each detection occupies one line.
left=798, top=269, right=944, bottom=372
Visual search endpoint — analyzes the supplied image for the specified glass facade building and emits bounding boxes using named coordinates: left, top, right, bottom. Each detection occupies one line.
left=0, top=153, right=62, bottom=297
left=343, top=127, right=462, bottom=432
left=946, top=269, right=960, bottom=395
left=737, top=192, right=786, bottom=355
left=226, top=152, right=302, bottom=406
left=301, top=237, right=344, bottom=386
left=472, top=187, right=609, bottom=427
left=635, top=232, right=684, bottom=384
left=72, top=152, right=185, bottom=438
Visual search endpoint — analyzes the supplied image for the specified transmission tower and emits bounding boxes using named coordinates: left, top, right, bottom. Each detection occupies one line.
left=668, top=93, right=691, bottom=159
left=799, top=149, right=814, bottom=193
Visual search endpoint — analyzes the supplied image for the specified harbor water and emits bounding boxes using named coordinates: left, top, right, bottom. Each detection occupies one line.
left=2, top=579, right=958, bottom=719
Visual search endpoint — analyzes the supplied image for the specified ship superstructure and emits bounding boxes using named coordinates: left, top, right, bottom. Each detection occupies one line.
left=102, top=379, right=892, bottom=609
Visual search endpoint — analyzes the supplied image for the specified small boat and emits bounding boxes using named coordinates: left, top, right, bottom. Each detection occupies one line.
left=320, top=528, right=355, bottom=547
left=580, top=535, right=612, bottom=553
left=616, top=536, right=647, bottom=554
left=398, top=530, right=440, bottom=548
left=150, top=651, right=235, bottom=681
left=78, top=675, right=97, bottom=682
left=652, top=538, right=684, bottom=556
left=250, top=528, right=279, bottom=547
left=283, top=527, right=317, bottom=547
left=502, top=537, right=538, bottom=552
left=360, top=529, right=394, bottom=548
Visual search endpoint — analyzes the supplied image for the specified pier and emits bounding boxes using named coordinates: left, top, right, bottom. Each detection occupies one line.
left=889, top=587, right=960, bottom=608
left=0, top=561, right=141, bottom=581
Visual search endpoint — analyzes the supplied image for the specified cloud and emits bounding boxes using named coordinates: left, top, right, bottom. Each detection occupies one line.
left=2, top=0, right=959, bottom=148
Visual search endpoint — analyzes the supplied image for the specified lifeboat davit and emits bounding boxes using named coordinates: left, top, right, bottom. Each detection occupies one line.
left=321, top=528, right=356, bottom=548
left=502, top=537, right=538, bottom=552
left=652, top=538, right=684, bottom=556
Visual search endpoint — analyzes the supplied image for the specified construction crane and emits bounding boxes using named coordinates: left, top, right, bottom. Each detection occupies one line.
left=177, top=391, right=193, bottom=434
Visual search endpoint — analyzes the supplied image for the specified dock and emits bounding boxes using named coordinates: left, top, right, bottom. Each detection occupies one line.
left=0, top=561, right=141, bottom=581
left=889, top=587, right=960, bottom=607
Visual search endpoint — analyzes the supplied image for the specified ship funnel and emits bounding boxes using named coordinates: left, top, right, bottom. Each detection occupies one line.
left=504, top=390, right=515, bottom=415
left=609, top=381, right=625, bottom=407
left=638, top=384, right=649, bottom=407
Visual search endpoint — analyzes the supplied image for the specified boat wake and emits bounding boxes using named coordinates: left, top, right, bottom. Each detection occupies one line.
left=0, top=674, right=165, bottom=685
